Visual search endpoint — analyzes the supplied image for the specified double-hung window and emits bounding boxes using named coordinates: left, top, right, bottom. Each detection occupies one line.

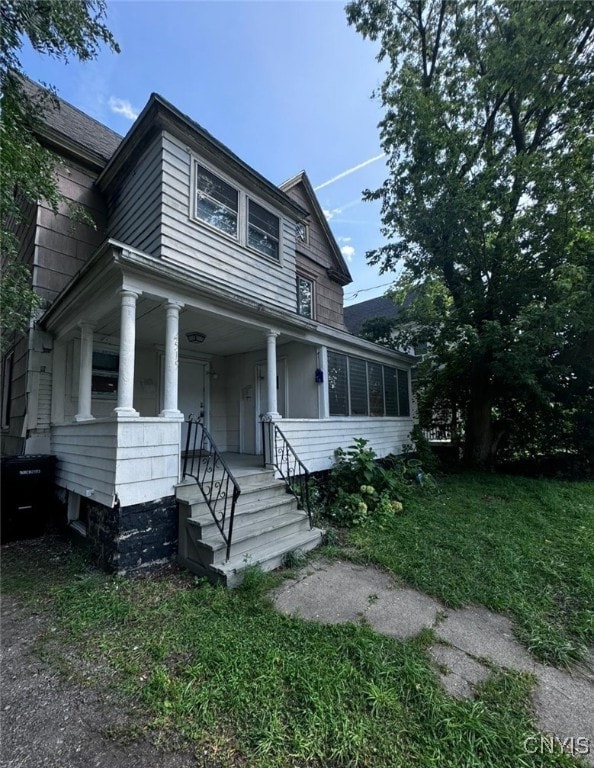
left=248, top=200, right=279, bottom=260
left=195, top=164, right=238, bottom=237
left=297, top=275, right=313, bottom=318
left=327, top=351, right=410, bottom=417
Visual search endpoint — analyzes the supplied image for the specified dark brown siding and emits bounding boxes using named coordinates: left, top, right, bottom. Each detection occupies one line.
left=284, top=185, right=346, bottom=331
left=34, top=161, right=107, bottom=304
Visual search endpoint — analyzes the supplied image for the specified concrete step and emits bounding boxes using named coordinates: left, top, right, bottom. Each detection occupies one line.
left=187, top=507, right=310, bottom=566
left=216, top=527, right=325, bottom=588
left=184, top=495, right=299, bottom=537
left=179, top=477, right=290, bottom=514
left=177, top=466, right=274, bottom=501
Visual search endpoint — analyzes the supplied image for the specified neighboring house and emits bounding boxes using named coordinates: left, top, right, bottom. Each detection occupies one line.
left=1, top=83, right=416, bottom=582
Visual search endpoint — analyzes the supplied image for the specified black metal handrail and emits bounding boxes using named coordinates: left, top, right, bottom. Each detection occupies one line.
left=182, top=416, right=241, bottom=561
left=261, top=417, right=312, bottom=527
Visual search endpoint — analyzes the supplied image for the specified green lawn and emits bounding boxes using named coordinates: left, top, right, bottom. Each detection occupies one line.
left=2, top=514, right=587, bottom=768
left=346, top=472, right=594, bottom=666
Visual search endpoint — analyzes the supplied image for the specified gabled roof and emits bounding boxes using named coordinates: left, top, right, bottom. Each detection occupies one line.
left=280, top=171, right=352, bottom=286
left=97, top=93, right=308, bottom=221
left=21, top=77, right=123, bottom=169
left=344, top=295, right=406, bottom=335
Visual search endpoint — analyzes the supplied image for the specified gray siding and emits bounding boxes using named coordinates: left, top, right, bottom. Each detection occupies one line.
left=160, top=133, right=298, bottom=311
left=107, top=135, right=162, bottom=255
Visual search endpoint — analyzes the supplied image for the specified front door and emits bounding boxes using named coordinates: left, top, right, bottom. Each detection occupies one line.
left=178, top=359, right=207, bottom=451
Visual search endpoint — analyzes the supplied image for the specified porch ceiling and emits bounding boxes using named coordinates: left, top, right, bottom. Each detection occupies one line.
left=93, top=295, right=290, bottom=356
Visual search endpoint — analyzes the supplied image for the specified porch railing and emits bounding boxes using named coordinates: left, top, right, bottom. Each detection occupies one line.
left=182, top=417, right=241, bottom=561
left=261, top=417, right=312, bottom=527
left=422, top=422, right=456, bottom=443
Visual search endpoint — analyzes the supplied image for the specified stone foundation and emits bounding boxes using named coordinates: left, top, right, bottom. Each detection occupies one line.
left=81, top=496, right=178, bottom=574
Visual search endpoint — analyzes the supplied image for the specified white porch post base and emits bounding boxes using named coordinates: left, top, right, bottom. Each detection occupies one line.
left=114, top=406, right=140, bottom=418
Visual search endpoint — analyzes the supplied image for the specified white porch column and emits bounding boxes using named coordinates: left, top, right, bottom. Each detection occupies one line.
left=160, top=300, right=183, bottom=417
left=317, top=345, right=330, bottom=419
left=114, top=289, right=139, bottom=418
left=265, top=330, right=281, bottom=418
left=74, top=322, right=95, bottom=422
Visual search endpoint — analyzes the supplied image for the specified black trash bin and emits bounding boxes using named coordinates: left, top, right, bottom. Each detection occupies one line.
left=1, top=455, right=57, bottom=544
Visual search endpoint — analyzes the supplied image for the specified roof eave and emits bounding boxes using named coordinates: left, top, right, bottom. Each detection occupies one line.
left=280, top=170, right=352, bottom=285
left=97, top=94, right=308, bottom=220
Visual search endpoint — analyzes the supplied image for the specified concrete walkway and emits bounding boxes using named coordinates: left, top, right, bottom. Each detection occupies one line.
left=272, top=559, right=594, bottom=765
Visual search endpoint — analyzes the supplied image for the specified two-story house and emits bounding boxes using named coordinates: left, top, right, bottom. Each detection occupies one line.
left=1, top=84, right=416, bottom=583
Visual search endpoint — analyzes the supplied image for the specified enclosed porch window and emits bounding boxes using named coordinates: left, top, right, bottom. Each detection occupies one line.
left=327, top=351, right=410, bottom=417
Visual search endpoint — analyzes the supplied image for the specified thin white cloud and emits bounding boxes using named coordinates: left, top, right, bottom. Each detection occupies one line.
left=314, top=153, right=386, bottom=192
left=337, top=236, right=352, bottom=244
left=109, top=97, right=139, bottom=121
left=341, top=245, right=355, bottom=262
left=323, top=207, right=342, bottom=222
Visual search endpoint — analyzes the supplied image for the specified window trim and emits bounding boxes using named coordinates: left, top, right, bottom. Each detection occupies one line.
left=190, top=158, right=240, bottom=241
left=296, top=221, right=309, bottom=245
left=246, top=198, right=280, bottom=261
left=296, top=274, right=315, bottom=319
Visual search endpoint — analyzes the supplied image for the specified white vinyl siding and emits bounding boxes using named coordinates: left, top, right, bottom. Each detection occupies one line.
left=51, top=419, right=181, bottom=508
left=277, top=418, right=414, bottom=474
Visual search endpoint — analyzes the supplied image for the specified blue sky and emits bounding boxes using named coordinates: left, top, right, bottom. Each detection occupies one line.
left=19, top=0, right=400, bottom=304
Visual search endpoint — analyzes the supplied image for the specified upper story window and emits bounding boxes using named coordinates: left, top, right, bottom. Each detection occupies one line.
left=248, top=200, right=279, bottom=260
left=296, top=221, right=309, bottom=245
left=195, top=164, right=238, bottom=237
left=297, top=275, right=313, bottom=318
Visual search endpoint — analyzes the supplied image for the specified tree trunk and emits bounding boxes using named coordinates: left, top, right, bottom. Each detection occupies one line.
left=463, top=376, right=495, bottom=468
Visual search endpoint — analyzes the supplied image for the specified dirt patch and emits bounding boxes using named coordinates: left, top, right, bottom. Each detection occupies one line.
left=1, top=536, right=213, bottom=768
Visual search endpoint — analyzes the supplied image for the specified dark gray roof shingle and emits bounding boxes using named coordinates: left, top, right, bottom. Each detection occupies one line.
left=344, top=295, right=402, bottom=335
left=22, top=77, right=123, bottom=164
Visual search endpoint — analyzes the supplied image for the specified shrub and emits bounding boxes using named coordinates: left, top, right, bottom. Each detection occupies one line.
left=325, top=439, right=409, bottom=528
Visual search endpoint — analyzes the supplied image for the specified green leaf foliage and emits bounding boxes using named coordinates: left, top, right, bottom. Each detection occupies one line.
left=347, top=0, right=594, bottom=467
left=0, top=1, right=119, bottom=351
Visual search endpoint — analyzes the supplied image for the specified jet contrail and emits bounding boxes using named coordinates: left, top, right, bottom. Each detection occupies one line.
left=313, top=153, right=386, bottom=191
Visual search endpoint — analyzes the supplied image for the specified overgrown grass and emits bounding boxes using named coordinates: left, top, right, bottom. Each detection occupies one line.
left=1, top=536, right=580, bottom=767
left=346, top=472, right=594, bottom=666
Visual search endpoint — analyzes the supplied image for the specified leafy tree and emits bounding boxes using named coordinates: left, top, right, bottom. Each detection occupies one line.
left=347, top=0, right=594, bottom=467
left=0, top=0, right=119, bottom=351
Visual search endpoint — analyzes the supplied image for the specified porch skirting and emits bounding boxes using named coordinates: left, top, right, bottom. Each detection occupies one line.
left=82, top=495, right=178, bottom=574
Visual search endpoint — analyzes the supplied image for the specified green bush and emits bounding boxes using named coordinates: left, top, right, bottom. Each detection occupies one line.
left=325, top=439, right=407, bottom=527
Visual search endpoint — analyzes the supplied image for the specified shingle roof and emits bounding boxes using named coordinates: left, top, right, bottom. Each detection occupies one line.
left=344, top=295, right=403, bottom=335
left=22, top=77, right=123, bottom=165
